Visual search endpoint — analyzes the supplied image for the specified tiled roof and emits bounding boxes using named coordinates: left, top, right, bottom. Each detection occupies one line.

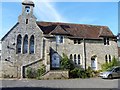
left=37, top=21, right=115, bottom=39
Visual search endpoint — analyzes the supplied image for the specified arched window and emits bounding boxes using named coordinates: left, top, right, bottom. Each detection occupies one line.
left=30, top=35, right=34, bottom=54
left=70, top=54, right=73, bottom=60
left=23, top=35, right=28, bottom=54
left=105, top=55, right=108, bottom=63
left=74, top=54, right=77, bottom=64
left=16, top=34, right=22, bottom=54
left=78, top=54, right=80, bottom=65
left=109, top=55, right=111, bottom=62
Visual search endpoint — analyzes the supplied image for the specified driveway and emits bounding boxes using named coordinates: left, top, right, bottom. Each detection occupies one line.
left=0, top=78, right=120, bottom=89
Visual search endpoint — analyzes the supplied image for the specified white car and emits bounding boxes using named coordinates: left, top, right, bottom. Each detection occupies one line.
left=99, top=66, right=120, bottom=79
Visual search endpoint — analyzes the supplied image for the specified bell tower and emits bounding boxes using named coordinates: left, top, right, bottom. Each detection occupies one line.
left=18, top=0, right=36, bottom=24
left=22, top=0, right=34, bottom=15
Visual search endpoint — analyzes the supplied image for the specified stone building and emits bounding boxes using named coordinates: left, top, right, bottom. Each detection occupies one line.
left=1, top=1, right=118, bottom=78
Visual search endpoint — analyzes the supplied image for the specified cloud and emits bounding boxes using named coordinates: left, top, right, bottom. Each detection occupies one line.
left=32, top=0, right=66, bottom=22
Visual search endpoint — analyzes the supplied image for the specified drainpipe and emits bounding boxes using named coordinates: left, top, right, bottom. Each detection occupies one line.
left=83, top=38, right=87, bottom=70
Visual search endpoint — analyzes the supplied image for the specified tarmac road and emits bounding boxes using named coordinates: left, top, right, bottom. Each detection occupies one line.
left=0, top=78, right=120, bottom=90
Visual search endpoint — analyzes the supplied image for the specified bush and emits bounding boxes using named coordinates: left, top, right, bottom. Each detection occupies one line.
left=101, top=56, right=120, bottom=71
left=37, top=64, right=46, bottom=77
left=70, top=67, right=89, bottom=78
left=26, top=67, right=37, bottom=78
left=60, top=53, right=75, bottom=70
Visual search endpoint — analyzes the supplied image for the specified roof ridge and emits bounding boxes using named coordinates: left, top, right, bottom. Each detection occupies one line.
left=36, top=21, right=108, bottom=27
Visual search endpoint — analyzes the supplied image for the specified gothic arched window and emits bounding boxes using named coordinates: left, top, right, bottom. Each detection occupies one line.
left=70, top=54, right=73, bottom=60
left=74, top=54, right=77, bottom=64
left=16, top=34, right=22, bottom=54
left=78, top=54, right=80, bottom=65
left=105, top=55, right=108, bottom=63
left=30, top=35, right=34, bottom=54
left=23, top=35, right=28, bottom=54
left=109, top=55, right=111, bottom=62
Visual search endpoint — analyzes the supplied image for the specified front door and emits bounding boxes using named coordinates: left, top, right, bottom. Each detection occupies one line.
left=51, top=53, right=60, bottom=69
left=91, top=56, right=97, bottom=70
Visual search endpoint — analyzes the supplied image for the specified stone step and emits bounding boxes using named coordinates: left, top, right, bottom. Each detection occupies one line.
left=41, top=70, right=69, bottom=80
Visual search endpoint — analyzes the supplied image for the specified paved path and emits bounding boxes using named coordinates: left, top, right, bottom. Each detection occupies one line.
left=0, top=78, right=120, bottom=89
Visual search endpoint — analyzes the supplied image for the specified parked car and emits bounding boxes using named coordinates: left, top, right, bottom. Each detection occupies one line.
left=99, top=66, right=120, bottom=79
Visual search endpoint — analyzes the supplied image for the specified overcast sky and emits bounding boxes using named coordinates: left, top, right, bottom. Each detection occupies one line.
left=0, top=0, right=119, bottom=40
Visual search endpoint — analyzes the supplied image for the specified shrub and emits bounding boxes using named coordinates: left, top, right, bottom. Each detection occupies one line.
left=101, top=56, right=120, bottom=71
left=60, top=53, right=75, bottom=70
left=26, top=67, right=37, bottom=78
left=37, top=64, right=46, bottom=79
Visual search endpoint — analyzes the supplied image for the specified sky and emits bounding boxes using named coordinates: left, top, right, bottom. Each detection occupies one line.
left=0, top=0, right=119, bottom=40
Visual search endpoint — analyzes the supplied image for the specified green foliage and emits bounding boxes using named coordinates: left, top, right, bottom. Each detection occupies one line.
left=26, top=65, right=46, bottom=79
left=69, top=66, right=96, bottom=78
left=60, top=53, right=75, bottom=70
left=60, top=53, right=99, bottom=79
left=70, top=68, right=87, bottom=78
left=26, top=67, right=37, bottom=78
left=37, top=64, right=46, bottom=78
left=101, top=56, right=120, bottom=71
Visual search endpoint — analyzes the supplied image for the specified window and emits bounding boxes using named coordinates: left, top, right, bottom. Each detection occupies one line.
left=107, top=38, right=109, bottom=45
left=26, top=19, right=28, bottom=24
left=78, top=54, right=80, bottom=64
left=60, top=36, right=63, bottom=43
left=56, top=35, right=64, bottom=44
left=23, top=35, right=28, bottom=54
left=104, top=38, right=109, bottom=45
left=74, top=40, right=77, bottom=44
left=78, top=40, right=81, bottom=44
left=70, top=54, right=73, bottom=60
left=105, top=55, right=112, bottom=63
left=16, top=34, right=22, bottom=54
left=30, top=35, right=34, bottom=54
left=109, top=55, right=111, bottom=62
left=25, top=6, right=30, bottom=13
left=105, top=55, right=108, bottom=63
left=74, top=54, right=77, bottom=64
left=74, top=39, right=81, bottom=44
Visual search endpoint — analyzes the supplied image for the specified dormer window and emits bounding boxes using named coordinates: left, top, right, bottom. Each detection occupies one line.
left=25, top=6, right=30, bottom=13
left=56, top=35, right=64, bottom=44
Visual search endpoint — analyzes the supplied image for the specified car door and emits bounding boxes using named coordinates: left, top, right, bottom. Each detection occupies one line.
left=112, top=68, right=119, bottom=78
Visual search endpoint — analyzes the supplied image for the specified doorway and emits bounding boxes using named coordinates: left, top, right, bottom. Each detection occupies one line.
left=91, top=55, right=97, bottom=70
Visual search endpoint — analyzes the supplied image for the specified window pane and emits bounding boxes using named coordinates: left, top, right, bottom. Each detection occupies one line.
left=16, top=35, right=22, bottom=54
left=107, top=38, right=109, bottom=45
left=74, top=54, right=77, bottom=64
left=109, top=55, right=111, bottom=62
left=74, top=40, right=77, bottom=44
left=23, top=35, right=28, bottom=54
left=104, top=38, right=106, bottom=45
left=78, top=55, right=80, bottom=64
left=70, top=54, right=73, bottom=60
left=105, top=55, right=108, bottom=63
left=78, top=40, right=81, bottom=44
left=30, top=35, right=34, bottom=54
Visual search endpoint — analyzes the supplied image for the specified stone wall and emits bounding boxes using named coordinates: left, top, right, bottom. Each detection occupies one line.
left=41, top=70, right=69, bottom=79
left=46, top=36, right=118, bottom=70
left=1, top=4, right=44, bottom=78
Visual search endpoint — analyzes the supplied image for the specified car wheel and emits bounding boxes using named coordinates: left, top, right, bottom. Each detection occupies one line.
left=108, top=74, right=113, bottom=79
